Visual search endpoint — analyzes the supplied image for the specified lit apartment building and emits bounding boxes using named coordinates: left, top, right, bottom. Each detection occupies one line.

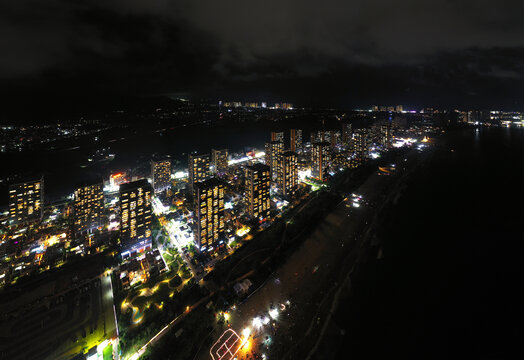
left=195, top=178, right=225, bottom=252
left=265, top=141, right=284, bottom=180
left=151, top=159, right=171, bottom=193
left=120, top=179, right=153, bottom=258
left=352, top=129, right=371, bottom=162
left=245, top=163, right=271, bottom=220
left=278, top=151, right=298, bottom=197
left=311, top=130, right=336, bottom=146
left=380, top=124, right=392, bottom=149
left=188, top=153, right=210, bottom=190
left=342, top=123, right=352, bottom=147
left=310, top=131, right=321, bottom=143
left=9, top=177, right=44, bottom=225
left=212, top=149, right=229, bottom=175
left=331, top=130, right=341, bottom=148
left=290, top=129, right=303, bottom=152
left=271, top=131, right=284, bottom=142
left=311, top=142, right=331, bottom=182
left=332, top=151, right=351, bottom=170
left=74, top=182, right=104, bottom=234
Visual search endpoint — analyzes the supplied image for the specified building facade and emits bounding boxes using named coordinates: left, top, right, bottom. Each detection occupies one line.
left=120, top=179, right=153, bottom=258
left=9, top=177, right=44, bottom=225
left=265, top=141, right=284, bottom=180
left=74, top=182, right=104, bottom=234
left=352, top=129, right=371, bottom=162
left=151, top=159, right=171, bottom=193
left=195, top=178, right=225, bottom=252
left=311, top=142, right=331, bottom=182
left=310, top=131, right=321, bottom=143
left=188, top=153, right=210, bottom=190
left=212, top=149, right=229, bottom=175
left=380, top=124, right=392, bottom=149
left=278, top=151, right=298, bottom=197
left=270, top=131, right=284, bottom=143
left=245, top=163, right=271, bottom=220
left=342, top=123, right=352, bottom=146
left=290, top=129, right=302, bottom=152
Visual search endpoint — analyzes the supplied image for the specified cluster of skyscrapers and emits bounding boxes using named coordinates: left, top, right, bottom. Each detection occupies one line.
left=5, top=120, right=392, bottom=261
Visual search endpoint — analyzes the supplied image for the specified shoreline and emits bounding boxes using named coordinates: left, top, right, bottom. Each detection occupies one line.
left=193, top=144, right=434, bottom=359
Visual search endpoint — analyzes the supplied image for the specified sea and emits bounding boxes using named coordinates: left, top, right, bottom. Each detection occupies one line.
left=322, top=126, right=523, bottom=359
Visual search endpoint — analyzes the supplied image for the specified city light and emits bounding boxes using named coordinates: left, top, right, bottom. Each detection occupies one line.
left=228, top=151, right=265, bottom=166
left=236, top=225, right=250, bottom=237
left=172, top=171, right=188, bottom=179
left=252, top=317, right=263, bottom=328
left=242, top=327, right=251, bottom=338
left=0, top=96, right=449, bottom=360
left=269, top=308, right=279, bottom=319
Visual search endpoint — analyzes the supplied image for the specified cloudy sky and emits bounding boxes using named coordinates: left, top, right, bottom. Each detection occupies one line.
left=1, top=0, right=523, bottom=110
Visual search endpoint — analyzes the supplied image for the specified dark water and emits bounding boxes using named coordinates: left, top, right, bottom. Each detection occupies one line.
left=324, top=127, right=523, bottom=359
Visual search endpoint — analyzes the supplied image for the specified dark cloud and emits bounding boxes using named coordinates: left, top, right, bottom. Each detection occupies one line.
left=0, top=0, right=523, bottom=109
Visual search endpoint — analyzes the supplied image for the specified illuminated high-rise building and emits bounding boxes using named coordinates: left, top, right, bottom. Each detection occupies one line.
left=332, top=151, right=351, bottom=170
left=278, top=151, right=298, bottom=197
left=322, top=131, right=332, bottom=144
left=212, top=149, right=229, bottom=175
left=8, top=177, right=43, bottom=225
left=290, top=129, right=302, bottom=152
left=74, top=182, right=104, bottom=234
left=265, top=141, right=284, bottom=180
left=310, top=131, right=321, bottom=143
left=342, top=123, right=352, bottom=146
left=380, top=124, right=392, bottom=149
left=245, top=163, right=271, bottom=220
left=119, top=179, right=153, bottom=258
left=395, top=105, right=403, bottom=112
left=195, top=178, right=225, bottom=252
left=188, top=153, right=210, bottom=190
left=352, top=129, right=370, bottom=162
left=311, top=142, right=331, bottom=182
left=151, top=159, right=171, bottom=193
left=110, top=172, right=128, bottom=188
left=271, top=131, right=284, bottom=142
left=331, top=130, right=341, bottom=148
left=312, top=130, right=336, bottom=145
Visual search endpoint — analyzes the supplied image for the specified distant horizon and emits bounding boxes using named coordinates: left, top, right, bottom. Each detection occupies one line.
left=0, top=92, right=523, bottom=125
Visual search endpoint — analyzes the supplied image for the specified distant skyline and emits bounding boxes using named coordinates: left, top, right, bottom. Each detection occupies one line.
left=1, top=1, right=523, bottom=114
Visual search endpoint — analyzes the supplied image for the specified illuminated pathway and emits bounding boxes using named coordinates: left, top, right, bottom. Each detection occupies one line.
left=121, top=274, right=189, bottom=325
left=126, top=293, right=216, bottom=360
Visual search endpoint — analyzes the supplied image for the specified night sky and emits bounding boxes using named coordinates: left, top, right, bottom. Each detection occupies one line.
left=1, top=0, right=523, bottom=111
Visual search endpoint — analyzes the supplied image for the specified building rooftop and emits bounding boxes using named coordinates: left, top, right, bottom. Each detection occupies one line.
left=119, top=178, right=151, bottom=192
left=246, top=163, right=270, bottom=171
left=194, top=177, right=224, bottom=190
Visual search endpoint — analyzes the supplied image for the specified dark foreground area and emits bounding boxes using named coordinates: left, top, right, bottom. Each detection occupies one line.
left=317, top=127, right=523, bottom=359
